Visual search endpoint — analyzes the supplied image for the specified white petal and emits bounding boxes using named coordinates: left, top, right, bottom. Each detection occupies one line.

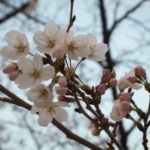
left=54, top=101, right=70, bottom=107
left=17, top=32, right=28, bottom=45
left=2, top=46, right=18, bottom=60
left=41, top=66, right=55, bottom=80
left=5, top=30, right=18, bottom=46
left=31, top=105, right=43, bottom=114
left=67, top=50, right=78, bottom=60
left=129, top=83, right=142, bottom=90
left=36, top=45, right=51, bottom=54
left=87, top=34, right=97, bottom=45
left=26, top=88, right=39, bottom=102
left=66, top=31, right=74, bottom=44
left=15, top=74, right=34, bottom=89
left=44, top=22, right=58, bottom=37
left=38, top=109, right=53, bottom=126
left=33, top=54, right=43, bottom=71
left=75, top=35, right=90, bottom=57
left=18, top=57, right=34, bottom=73
left=54, top=108, right=68, bottom=122
left=33, top=31, right=48, bottom=45
left=55, top=29, right=67, bottom=43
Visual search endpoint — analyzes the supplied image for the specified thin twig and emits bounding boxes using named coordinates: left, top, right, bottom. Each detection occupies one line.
left=0, top=84, right=104, bottom=150
left=67, top=0, right=76, bottom=32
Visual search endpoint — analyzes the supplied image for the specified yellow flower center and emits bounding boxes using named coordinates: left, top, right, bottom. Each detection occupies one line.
left=68, top=41, right=78, bottom=51
left=38, top=89, right=48, bottom=100
left=48, top=107, right=55, bottom=113
left=14, top=43, right=26, bottom=52
left=47, top=38, right=55, bottom=48
left=29, top=70, right=40, bottom=79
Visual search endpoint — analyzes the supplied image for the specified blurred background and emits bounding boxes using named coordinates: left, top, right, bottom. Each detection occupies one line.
left=0, top=0, right=150, bottom=149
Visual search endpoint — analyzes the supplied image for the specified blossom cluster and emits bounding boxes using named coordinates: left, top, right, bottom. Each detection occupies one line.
left=110, top=66, right=146, bottom=121
left=1, top=22, right=147, bottom=126
left=1, top=22, right=108, bottom=126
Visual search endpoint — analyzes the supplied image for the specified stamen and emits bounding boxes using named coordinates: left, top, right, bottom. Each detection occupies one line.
left=29, top=70, right=40, bottom=79
left=47, top=38, right=55, bottom=48
left=14, top=43, right=26, bottom=51
left=68, top=41, right=77, bottom=51
left=38, top=89, right=48, bottom=100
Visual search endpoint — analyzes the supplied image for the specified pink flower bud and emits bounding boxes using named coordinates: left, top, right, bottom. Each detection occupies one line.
left=56, top=87, right=67, bottom=96
left=97, top=84, right=107, bottom=94
left=134, top=66, right=146, bottom=79
left=9, top=70, right=20, bottom=81
left=121, top=101, right=130, bottom=112
left=110, top=101, right=127, bottom=122
left=58, top=77, right=67, bottom=87
left=109, top=78, right=117, bottom=87
left=101, top=69, right=111, bottom=83
left=3, top=63, right=17, bottom=74
left=111, top=70, right=116, bottom=78
left=119, top=92, right=131, bottom=101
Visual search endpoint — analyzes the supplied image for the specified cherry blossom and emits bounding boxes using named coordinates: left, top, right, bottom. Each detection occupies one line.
left=118, top=69, right=142, bottom=91
left=27, top=84, right=53, bottom=107
left=110, top=100, right=130, bottom=122
left=33, top=22, right=66, bottom=56
left=86, top=34, right=108, bottom=61
left=31, top=101, right=69, bottom=126
left=15, top=54, right=55, bottom=89
left=2, top=30, right=29, bottom=60
left=65, top=31, right=90, bottom=60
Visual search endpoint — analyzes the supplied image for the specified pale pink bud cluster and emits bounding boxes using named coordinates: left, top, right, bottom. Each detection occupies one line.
left=3, top=63, right=20, bottom=81
left=110, top=92, right=131, bottom=122
left=97, top=70, right=117, bottom=94
left=101, top=69, right=117, bottom=87
left=56, top=77, right=68, bottom=96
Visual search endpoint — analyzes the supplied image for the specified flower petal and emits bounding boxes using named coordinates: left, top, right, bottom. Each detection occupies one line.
left=41, top=66, right=55, bottom=80
left=33, top=54, right=43, bottom=71
left=5, top=30, right=18, bottom=46
left=15, top=74, right=34, bottom=89
left=38, top=109, right=53, bottom=126
left=31, top=105, right=43, bottom=114
left=44, top=22, right=58, bottom=37
left=54, top=107, right=68, bottom=122
left=2, top=46, right=19, bottom=60
left=18, top=57, right=34, bottom=73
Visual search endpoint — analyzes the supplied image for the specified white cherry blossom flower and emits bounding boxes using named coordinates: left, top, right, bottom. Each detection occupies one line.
left=27, top=84, right=53, bottom=107
left=2, top=30, right=29, bottom=60
left=31, top=101, right=70, bottom=126
left=86, top=34, right=108, bottom=61
left=15, top=54, right=55, bottom=89
left=33, top=22, right=66, bottom=56
left=65, top=31, right=90, bottom=60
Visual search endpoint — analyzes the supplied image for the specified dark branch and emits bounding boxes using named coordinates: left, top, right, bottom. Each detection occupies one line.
left=109, top=0, right=148, bottom=35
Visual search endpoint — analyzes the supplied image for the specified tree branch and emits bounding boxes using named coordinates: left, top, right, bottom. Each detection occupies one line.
left=0, top=1, right=30, bottom=24
left=0, top=84, right=103, bottom=150
left=109, top=0, right=148, bottom=35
